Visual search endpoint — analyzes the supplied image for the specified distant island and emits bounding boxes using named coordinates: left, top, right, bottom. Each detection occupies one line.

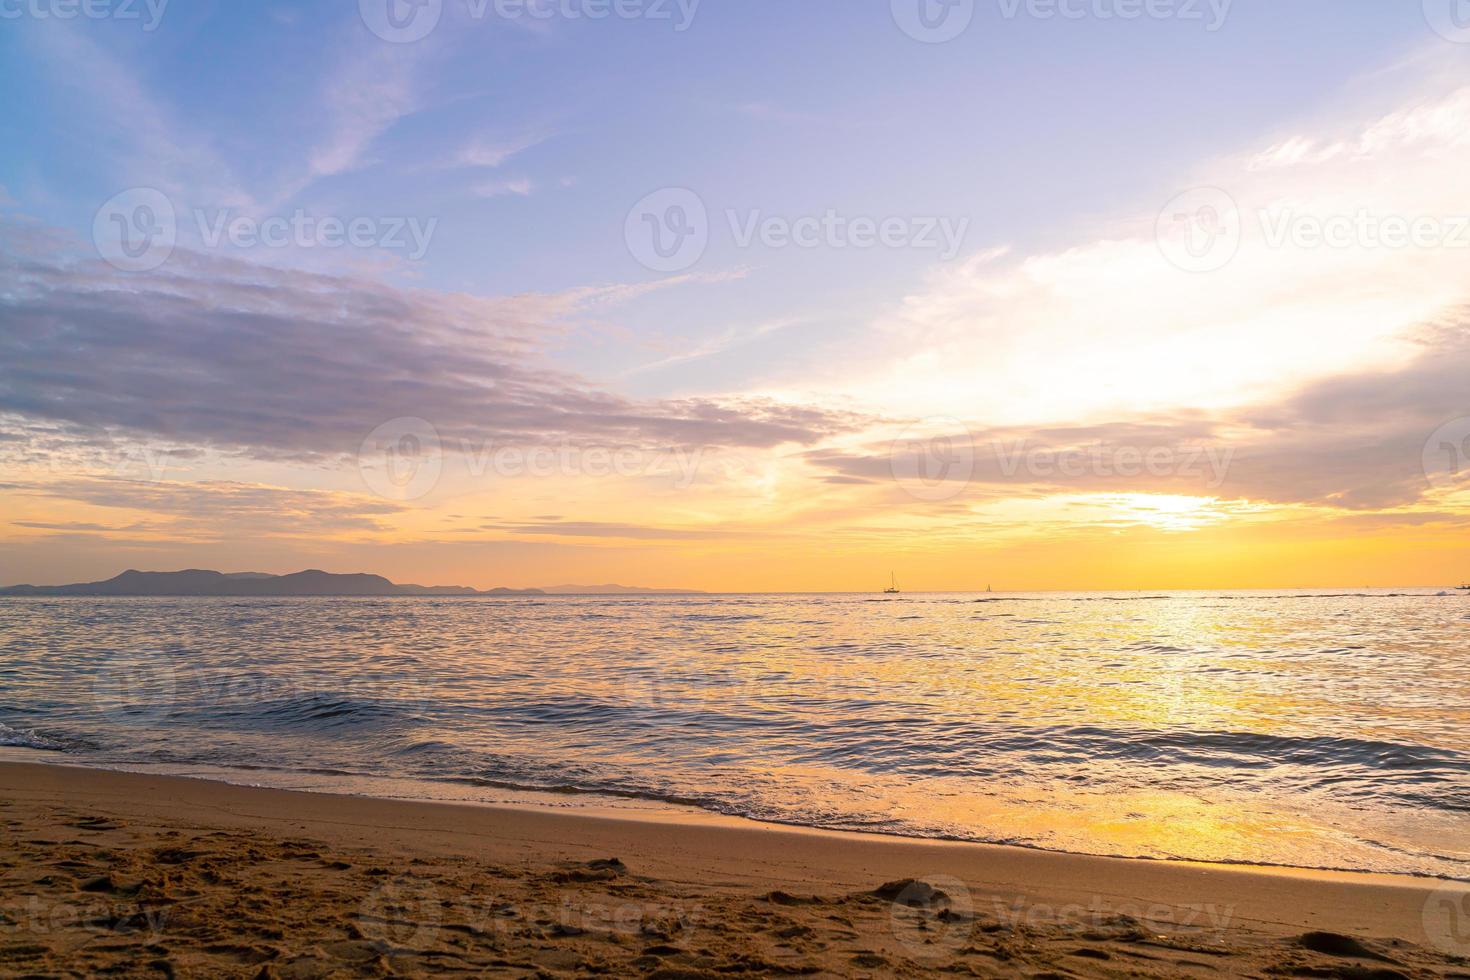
left=0, top=570, right=706, bottom=598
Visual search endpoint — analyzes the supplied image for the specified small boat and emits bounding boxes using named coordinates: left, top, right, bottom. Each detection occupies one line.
left=1458, top=584, right=1470, bottom=591
left=884, top=573, right=900, bottom=594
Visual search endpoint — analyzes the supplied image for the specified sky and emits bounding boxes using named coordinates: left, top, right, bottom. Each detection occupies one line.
left=2, top=0, right=1470, bottom=591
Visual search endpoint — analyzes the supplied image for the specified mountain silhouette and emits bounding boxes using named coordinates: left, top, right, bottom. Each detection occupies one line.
left=0, top=569, right=545, bottom=597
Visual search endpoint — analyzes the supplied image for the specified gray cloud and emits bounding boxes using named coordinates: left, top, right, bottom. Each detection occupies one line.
left=809, top=325, right=1470, bottom=510
left=0, top=231, right=865, bottom=464
left=1322, top=511, right=1470, bottom=530
left=24, top=478, right=402, bottom=539
left=486, top=520, right=729, bottom=540
left=11, top=520, right=142, bottom=532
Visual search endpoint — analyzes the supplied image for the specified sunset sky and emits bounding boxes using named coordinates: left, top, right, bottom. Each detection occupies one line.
left=3, top=1, right=1470, bottom=591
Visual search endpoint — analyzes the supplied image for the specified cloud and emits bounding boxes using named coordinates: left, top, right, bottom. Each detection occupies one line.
left=0, top=228, right=865, bottom=466
left=305, top=42, right=424, bottom=184
left=1323, top=511, right=1470, bottom=530
left=487, top=520, right=730, bottom=540
left=828, top=68, right=1470, bottom=429
left=11, top=521, right=141, bottom=533
left=625, top=316, right=806, bottom=376
left=25, top=25, right=253, bottom=210
left=21, top=20, right=419, bottom=216
left=23, top=478, right=402, bottom=538
left=474, top=178, right=535, bottom=198
left=453, top=133, right=548, bottom=169
left=805, top=323, right=1470, bottom=511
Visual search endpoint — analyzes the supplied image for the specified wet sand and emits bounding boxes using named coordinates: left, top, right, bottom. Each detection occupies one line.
left=1, top=760, right=1466, bottom=977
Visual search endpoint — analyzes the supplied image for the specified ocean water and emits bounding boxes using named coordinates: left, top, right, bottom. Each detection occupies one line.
left=1, top=591, right=1467, bottom=878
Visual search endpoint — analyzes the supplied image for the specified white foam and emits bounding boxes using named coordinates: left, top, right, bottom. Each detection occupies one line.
left=0, top=722, right=65, bottom=751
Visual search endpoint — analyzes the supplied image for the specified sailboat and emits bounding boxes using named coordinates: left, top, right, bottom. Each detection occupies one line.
left=884, top=573, right=900, bottom=594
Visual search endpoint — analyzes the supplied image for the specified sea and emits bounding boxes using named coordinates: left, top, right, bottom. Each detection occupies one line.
left=1, top=590, right=1467, bottom=878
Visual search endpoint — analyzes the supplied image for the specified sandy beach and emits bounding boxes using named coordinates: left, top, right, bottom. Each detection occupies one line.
left=1, top=760, right=1465, bottom=978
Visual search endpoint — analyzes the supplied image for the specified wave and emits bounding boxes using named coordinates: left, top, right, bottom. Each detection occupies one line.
left=0, top=721, right=71, bottom=752
left=1030, top=726, right=1468, bottom=774
left=340, top=765, right=1470, bottom=880
left=181, top=693, right=426, bottom=733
